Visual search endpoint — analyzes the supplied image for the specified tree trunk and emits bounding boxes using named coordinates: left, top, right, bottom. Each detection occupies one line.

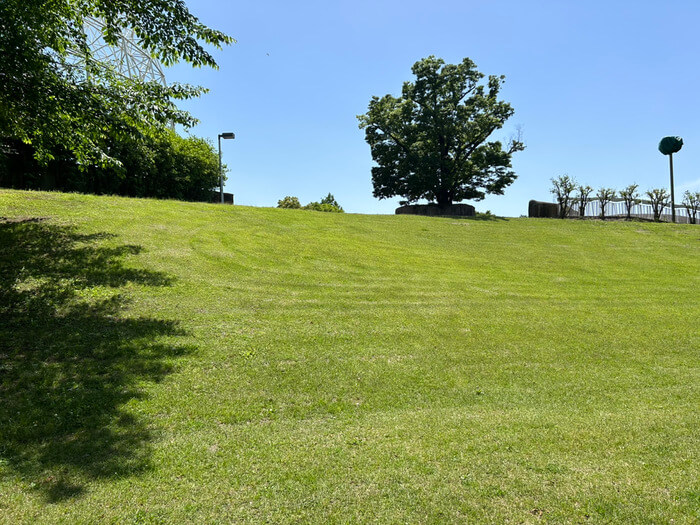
left=436, top=188, right=452, bottom=208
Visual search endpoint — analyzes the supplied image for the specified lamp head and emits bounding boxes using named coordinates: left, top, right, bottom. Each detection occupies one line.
left=658, top=136, right=682, bottom=155
left=219, top=132, right=236, bottom=140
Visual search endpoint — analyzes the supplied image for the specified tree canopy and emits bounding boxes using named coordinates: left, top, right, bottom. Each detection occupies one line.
left=0, top=0, right=233, bottom=166
left=358, top=56, right=524, bottom=207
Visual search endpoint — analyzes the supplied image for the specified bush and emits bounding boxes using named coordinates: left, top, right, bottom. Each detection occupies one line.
left=303, top=201, right=344, bottom=213
left=277, top=196, right=301, bottom=209
left=277, top=193, right=344, bottom=212
left=140, top=130, right=221, bottom=202
left=320, top=193, right=343, bottom=211
left=0, top=128, right=222, bottom=202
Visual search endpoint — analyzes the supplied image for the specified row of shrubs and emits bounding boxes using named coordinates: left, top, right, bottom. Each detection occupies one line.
left=550, top=175, right=700, bottom=223
left=277, top=193, right=344, bottom=213
left=0, top=128, right=222, bottom=202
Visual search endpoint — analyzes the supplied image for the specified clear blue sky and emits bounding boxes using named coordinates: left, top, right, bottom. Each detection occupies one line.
left=168, top=0, right=700, bottom=216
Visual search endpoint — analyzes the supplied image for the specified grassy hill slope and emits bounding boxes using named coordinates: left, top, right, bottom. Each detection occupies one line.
left=1, top=189, right=698, bottom=523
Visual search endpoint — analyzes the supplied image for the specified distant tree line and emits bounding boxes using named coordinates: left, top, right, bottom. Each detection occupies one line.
left=550, top=175, right=700, bottom=223
left=277, top=193, right=344, bottom=213
left=0, top=128, right=223, bottom=202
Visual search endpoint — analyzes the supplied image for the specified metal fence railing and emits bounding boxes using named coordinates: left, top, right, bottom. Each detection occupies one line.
left=569, top=200, right=697, bottom=224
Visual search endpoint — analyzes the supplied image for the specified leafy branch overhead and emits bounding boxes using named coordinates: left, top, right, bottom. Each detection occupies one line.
left=0, top=0, right=234, bottom=166
left=358, top=56, right=524, bottom=207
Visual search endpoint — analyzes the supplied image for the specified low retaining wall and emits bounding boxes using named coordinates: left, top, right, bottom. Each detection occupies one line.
left=395, top=204, right=476, bottom=217
left=528, top=200, right=558, bottom=218
left=210, top=191, right=234, bottom=204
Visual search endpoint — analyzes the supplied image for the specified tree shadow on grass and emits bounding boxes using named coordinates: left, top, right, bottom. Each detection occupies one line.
left=0, top=218, right=193, bottom=502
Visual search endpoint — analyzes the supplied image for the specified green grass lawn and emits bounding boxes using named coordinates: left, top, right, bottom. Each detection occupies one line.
left=0, top=189, right=698, bottom=523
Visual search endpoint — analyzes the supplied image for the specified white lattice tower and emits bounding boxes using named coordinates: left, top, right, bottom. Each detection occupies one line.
left=72, top=17, right=167, bottom=85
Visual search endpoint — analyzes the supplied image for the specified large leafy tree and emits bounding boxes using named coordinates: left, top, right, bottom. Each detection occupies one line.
left=0, top=0, right=232, bottom=166
left=358, top=56, right=524, bottom=207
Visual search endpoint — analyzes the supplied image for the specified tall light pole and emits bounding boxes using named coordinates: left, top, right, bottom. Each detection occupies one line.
left=218, top=132, right=235, bottom=203
left=658, top=136, right=683, bottom=223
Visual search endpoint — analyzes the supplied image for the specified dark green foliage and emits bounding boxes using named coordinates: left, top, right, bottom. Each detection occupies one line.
left=358, top=56, right=524, bottom=207
left=277, top=196, right=301, bottom=209
left=121, top=130, right=221, bottom=202
left=658, top=136, right=683, bottom=155
left=0, top=129, right=222, bottom=201
left=0, top=0, right=232, bottom=166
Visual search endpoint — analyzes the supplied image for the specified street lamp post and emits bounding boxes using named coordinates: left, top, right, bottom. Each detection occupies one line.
left=218, top=132, right=235, bottom=203
left=669, top=153, right=676, bottom=223
left=658, top=136, right=683, bottom=223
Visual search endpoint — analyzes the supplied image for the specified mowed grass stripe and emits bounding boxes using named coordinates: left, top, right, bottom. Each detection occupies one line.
left=0, top=189, right=697, bottom=523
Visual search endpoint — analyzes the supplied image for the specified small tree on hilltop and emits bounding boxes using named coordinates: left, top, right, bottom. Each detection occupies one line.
left=682, top=190, right=700, bottom=224
left=358, top=56, right=524, bottom=208
left=576, top=185, right=594, bottom=217
left=596, top=188, right=616, bottom=219
left=646, top=188, right=670, bottom=222
left=550, top=175, right=577, bottom=218
left=619, top=183, right=640, bottom=220
left=320, top=193, right=344, bottom=211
